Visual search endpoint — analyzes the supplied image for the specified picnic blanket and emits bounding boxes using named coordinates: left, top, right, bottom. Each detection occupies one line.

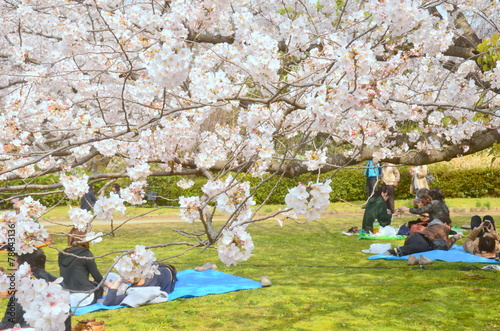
left=368, top=245, right=500, bottom=263
left=358, top=233, right=406, bottom=240
left=72, top=269, right=263, bottom=315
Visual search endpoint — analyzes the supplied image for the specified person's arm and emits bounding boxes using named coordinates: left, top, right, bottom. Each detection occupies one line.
left=446, top=233, right=461, bottom=248
left=102, top=278, right=127, bottom=306
left=86, top=259, right=103, bottom=284
left=463, top=227, right=482, bottom=253
left=408, top=202, right=433, bottom=216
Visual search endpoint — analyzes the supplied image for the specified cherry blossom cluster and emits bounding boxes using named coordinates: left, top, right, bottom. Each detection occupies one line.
left=94, top=195, right=126, bottom=222
left=120, top=180, right=148, bottom=205
left=114, top=245, right=159, bottom=281
left=284, top=180, right=332, bottom=222
left=16, top=197, right=46, bottom=221
left=127, top=162, right=152, bottom=181
left=10, top=263, right=70, bottom=331
left=304, top=148, right=328, bottom=171
left=60, top=174, right=89, bottom=200
left=217, top=226, right=254, bottom=266
left=179, top=196, right=206, bottom=223
left=68, top=207, right=93, bottom=232
left=177, top=178, right=194, bottom=189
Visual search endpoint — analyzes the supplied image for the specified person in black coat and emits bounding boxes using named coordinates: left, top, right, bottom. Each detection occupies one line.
left=80, top=184, right=97, bottom=211
left=58, top=227, right=103, bottom=307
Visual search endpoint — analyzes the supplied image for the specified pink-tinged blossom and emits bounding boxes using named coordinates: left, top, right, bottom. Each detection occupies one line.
left=60, top=174, right=89, bottom=200
left=304, top=148, right=328, bottom=171
left=285, top=180, right=332, bottom=222
left=94, top=195, right=126, bottom=221
left=179, top=196, right=205, bottom=223
left=177, top=178, right=194, bottom=189
left=0, top=211, right=17, bottom=245
left=217, top=226, right=254, bottom=266
left=127, top=162, right=152, bottom=181
left=93, top=139, right=119, bottom=157
left=85, top=231, right=103, bottom=244
left=68, top=207, right=93, bottom=231
left=115, top=245, right=159, bottom=281
left=18, top=197, right=47, bottom=220
left=120, top=180, right=147, bottom=205
left=15, top=221, right=49, bottom=254
left=14, top=263, right=70, bottom=331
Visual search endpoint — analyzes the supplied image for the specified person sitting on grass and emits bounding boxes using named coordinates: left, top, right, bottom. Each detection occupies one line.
left=103, top=264, right=177, bottom=307
left=387, top=215, right=462, bottom=256
left=58, top=227, right=104, bottom=307
left=463, top=220, right=500, bottom=258
left=361, top=185, right=393, bottom=233
left=397, top=188, right=449, bottom=222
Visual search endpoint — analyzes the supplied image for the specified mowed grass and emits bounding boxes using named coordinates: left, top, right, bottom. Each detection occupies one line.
left=2, top=200, right=500, bottom=330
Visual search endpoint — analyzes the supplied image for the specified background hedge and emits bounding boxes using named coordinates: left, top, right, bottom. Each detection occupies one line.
left=3, top=165, right=500, bottom=207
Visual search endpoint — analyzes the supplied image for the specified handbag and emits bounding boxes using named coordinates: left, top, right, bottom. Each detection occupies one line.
left=72, top=319, right=105, bottom=331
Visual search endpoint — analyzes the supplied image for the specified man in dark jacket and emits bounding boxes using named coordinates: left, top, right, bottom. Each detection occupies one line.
left=80, top=184, right=97, bottom=211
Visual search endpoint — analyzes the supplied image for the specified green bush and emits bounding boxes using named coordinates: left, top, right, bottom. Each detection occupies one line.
left=3, top=165, right=500, bottom=207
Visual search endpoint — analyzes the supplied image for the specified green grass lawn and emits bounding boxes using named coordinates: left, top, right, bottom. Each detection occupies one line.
left=2, top=200, right=500, bottom=330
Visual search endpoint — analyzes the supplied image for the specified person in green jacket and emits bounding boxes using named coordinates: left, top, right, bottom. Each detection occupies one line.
left=362, top=185, right=393, bottom=233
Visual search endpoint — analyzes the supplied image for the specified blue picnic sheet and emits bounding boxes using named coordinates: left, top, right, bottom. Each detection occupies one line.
left=368, top=244, right=500, bottom=263
left=73, top=269, right=262, bottom=315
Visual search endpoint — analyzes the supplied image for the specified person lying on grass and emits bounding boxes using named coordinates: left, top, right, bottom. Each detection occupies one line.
left=463, top=220, right=500, bottom=259
left=387, top=215, right=462, bottom=257
left=103, top=264, right=177, bottom=307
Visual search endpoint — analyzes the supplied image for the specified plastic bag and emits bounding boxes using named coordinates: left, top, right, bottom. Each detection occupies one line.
left=375, top=226, right=397, bottom=237
left=362, top=243, right=392, bottom=254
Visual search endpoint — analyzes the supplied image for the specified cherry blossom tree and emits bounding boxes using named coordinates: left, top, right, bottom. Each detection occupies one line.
left=0, top=0, right=500, bottom=329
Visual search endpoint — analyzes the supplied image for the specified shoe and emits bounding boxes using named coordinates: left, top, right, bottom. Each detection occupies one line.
left=418, top=255, right=434, bottom=265
left=194, top=262, right=218, bottom=271
left=407, top=255, right=419, bottom=265
left=393, top=247, right=403, bottom=257
left=386, top=249, right=397, bottom=256
left=260, top=276, right=272, bottom=287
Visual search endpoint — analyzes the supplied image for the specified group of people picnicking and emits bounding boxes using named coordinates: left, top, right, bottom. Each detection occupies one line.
left=362, top=160, right=500, bottom=261
left=0, top=183, right=179, bottom=331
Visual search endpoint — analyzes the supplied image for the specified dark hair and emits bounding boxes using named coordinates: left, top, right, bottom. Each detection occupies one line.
left=16, top=249, right=46, bottom=273
left=478, top=236, right=496, bottom=253
left=67, top=227, right=89, bottom=249
left=372, top=185, right=389, bottom=198
left=438, top=215, right=452, bottom=225
left=112, top=183, right=120, bottom=192
left=429, top=188, right=445, bottom=202
left=416, top=188, right=430, bottom=199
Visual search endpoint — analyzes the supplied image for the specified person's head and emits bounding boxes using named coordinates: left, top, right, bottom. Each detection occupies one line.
left=16, top=248, right=46, bottom=273
left=416, top=188, right=431, bottom=205
left=429, top=188, right=445, bottom=202
left=373, top=185, right=389, bottom=200
left=67, top=227, right=89, bottom=249
left=438, top=215, right=452, bottom=227
left=478, top=236, right=496, bottom=253
left=372, top=157, right=380, bottom=164
left=112, top=184, right=120, bottom=193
